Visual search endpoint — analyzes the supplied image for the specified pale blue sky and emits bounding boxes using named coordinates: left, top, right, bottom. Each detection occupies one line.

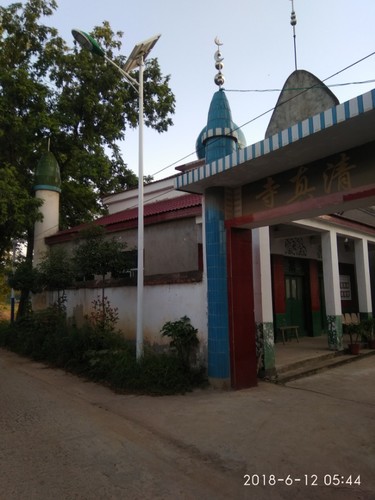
left=3, top=0, right=375, bottom=179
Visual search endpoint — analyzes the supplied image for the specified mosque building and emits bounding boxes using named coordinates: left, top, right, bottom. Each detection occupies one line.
left=34, top=13, right=375, bottom=388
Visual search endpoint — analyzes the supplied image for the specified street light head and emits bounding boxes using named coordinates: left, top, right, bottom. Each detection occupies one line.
left=72, top=29, right=105, bottom=57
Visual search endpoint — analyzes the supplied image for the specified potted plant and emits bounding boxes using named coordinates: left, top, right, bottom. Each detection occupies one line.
left=362, top=318, right=375, bottom=349
left=346, top=323, right=361, bottom=354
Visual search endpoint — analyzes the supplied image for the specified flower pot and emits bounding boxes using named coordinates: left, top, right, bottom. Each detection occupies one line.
left=348, top=343, right=360, bottom=355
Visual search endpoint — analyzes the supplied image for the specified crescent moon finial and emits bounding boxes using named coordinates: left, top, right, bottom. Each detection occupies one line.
left=213, top=37, right=224, bottom=88
left=214, top=36, right=223, bottom=47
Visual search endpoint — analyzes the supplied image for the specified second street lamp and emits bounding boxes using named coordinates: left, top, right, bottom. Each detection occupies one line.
left=72, top=29, right=161, bottom=359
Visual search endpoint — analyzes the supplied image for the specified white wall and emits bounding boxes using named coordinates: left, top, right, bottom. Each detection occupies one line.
left=34, top=190, right=60, bottom=266
left=49, top=279, right=208, bottom=360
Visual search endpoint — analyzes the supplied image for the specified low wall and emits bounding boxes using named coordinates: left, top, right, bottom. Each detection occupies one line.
left=48, top=279, right=208, bottom=362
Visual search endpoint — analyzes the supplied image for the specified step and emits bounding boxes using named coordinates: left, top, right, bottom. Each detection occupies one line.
left=276, top=351, right=343, bottom=375
left=275, top=349, right=375, bottom=384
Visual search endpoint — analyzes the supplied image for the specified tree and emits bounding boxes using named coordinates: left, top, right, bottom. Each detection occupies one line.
left=0, top=0, right=175, bottom=257
left=73, top=226, right=130, bottom=330
left=38, top=246, right=75, bottom=307
left=7, top=258, right=44, bottom=318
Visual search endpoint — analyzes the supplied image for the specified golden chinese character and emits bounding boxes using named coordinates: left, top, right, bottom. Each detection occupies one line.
left=324, top=153, right=356, bottom=194
left=256, top=177, right=280, bottom=208
left=287, top=166, right=315, bottom=203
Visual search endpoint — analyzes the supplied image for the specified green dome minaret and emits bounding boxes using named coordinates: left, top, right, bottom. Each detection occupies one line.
left=33, top=149, right=61, bottom=270
left=33, top=151, right=61, bottom=193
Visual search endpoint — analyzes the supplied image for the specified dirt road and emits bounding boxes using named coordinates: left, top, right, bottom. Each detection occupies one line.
left=1, top=348, right=374, bottom=499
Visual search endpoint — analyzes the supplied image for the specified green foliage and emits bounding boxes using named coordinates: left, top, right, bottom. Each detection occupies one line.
left=346, top=323, right=362, bottom=345
left=87, top=295, right=119, bottom=334
left=160, top=316, right=200, bottom=369
left=0, top=166, right=42, bottom=260
left=73, top=226, right=129, bottom=329
left=73, top=226, right=129, bottom=281
left=38, top=246, right=75, bottom=299
left=0, top=309, right=206, bottom=395
left=8, top=258, right=43, bottom=294
left=361, top=318, right=374, bottom=341
left=0, top=0, right=175, bottom=258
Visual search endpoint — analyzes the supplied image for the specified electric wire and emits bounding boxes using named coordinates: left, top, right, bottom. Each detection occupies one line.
left=57, top=52, right=375, bottom=223
left=225, top=78, right=375, bottom=93
left=148, top=50, right=375, bottom=179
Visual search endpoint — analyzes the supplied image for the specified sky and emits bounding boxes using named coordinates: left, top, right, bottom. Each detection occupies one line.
left=4, top=0, right=375, bottom=180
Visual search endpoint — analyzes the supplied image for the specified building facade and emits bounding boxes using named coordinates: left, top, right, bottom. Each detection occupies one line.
left=34, top=63, right=375, bottom=389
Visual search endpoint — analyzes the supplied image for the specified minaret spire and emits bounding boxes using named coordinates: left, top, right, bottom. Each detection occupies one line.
left=214, top=36, right=225, bottom=88
left=290, top=0, right=298, bottom=71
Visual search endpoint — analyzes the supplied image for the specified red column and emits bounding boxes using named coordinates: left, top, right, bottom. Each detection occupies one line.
left=226, top=228, right=257, bottom=389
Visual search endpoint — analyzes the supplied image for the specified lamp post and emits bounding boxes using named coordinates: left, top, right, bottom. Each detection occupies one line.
left=72, top=29, right=161, bottom=359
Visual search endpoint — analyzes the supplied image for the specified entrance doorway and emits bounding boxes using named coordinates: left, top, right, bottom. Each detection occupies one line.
left=285, top=275, right=306, bottom=335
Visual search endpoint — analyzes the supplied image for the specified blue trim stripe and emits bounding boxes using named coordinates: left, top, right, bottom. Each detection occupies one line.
left=320, top=111, right=325, bottom=129
left=344, top=101, right=350, bottom=119
left=332, top=106, right=337, bottom=125
left=174, top=88, right=375, bottom=190
left=34, top=184, right=61, bottom=193
left=287, top=127, right=292, bottom=143
left=357, top=95, right=364, bottom=114
left=297, top=122, right=303, bottom=140
left=252, top=143, right=256, bottom=158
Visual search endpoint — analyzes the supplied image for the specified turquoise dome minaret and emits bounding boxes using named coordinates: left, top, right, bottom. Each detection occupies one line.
left=198, top=39, right=248, bottom=388
left=196, top=39, right=246, bottom=163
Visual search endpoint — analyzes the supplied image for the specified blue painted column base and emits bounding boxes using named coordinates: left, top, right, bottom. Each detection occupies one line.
left=205, top=188, right=230, bottom=385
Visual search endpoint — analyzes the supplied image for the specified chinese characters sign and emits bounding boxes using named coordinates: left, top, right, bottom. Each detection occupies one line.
left=242, top=142, right=374, bottom=213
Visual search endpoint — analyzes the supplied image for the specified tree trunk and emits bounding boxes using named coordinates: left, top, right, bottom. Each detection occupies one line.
left=17, top=230, right=34, bottom=320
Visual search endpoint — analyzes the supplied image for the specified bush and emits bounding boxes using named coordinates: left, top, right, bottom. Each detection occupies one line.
left=160, top=316, right=199, bottom=369
left=0, top=310, right=207, bottom=395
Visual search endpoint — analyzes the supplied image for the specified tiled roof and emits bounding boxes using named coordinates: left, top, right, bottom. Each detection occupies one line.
left=101, top=193, right=201, bottom=225
left=46, top=193, right=202, bottom=243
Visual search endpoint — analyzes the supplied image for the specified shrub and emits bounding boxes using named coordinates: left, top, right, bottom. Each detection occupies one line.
left=160, top=316, right=199, bottom=369
left=87, top=295, right=119, bottom=334
left=0, top=310, right=207, bottom=395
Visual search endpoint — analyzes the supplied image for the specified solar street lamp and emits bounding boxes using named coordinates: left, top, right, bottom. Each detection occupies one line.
left=72, top=28, right=161, bottom=359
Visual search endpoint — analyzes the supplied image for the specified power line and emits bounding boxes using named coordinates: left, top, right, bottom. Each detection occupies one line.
left=225, top=78, right=375, bottom=93
left=148, top=51, right=375, bottom=180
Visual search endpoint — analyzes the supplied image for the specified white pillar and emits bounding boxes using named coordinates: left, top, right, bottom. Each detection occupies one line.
left=355, top=238, right=372, bottom=317
left=33, top=190, right=60, bottom=266
left=252, top=227, right=275, bottom=375
left=321, top=230, right=343, bottom=349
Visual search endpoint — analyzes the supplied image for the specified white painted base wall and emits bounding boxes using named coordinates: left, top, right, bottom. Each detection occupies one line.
left=47, top=280, right=208, bottom=361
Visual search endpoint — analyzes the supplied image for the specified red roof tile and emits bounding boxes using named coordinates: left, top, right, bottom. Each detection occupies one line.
left=102, top=193, right=202, bottom=225
left=46, top=193, right=202, bottom=244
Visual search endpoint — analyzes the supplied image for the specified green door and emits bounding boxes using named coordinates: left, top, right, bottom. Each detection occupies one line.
left=285, top=276, right=306, bottom=335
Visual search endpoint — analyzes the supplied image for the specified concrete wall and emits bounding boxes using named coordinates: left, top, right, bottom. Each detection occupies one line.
left=146, top=220, right=201, bottom=274
left=48, top=279, right=208, bottom=361
left=51, top=217, right=201, bottom=276
left=265, top=69, right=339, bottom=138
